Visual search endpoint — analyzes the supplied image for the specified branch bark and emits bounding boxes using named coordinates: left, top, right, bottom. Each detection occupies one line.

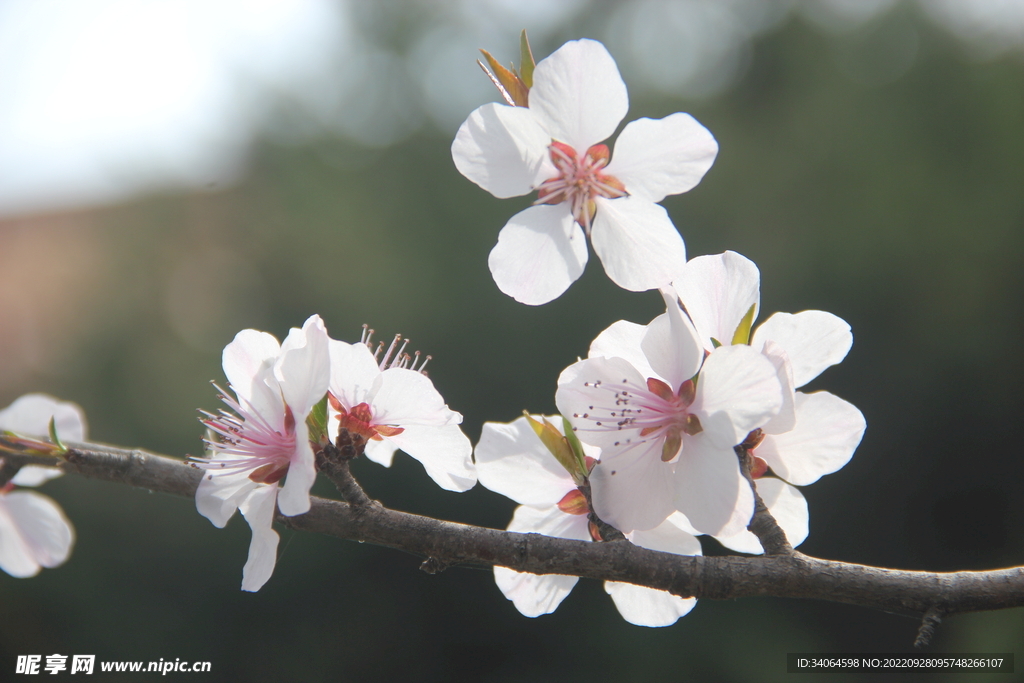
left=6, top=442, right=1024, bottom=627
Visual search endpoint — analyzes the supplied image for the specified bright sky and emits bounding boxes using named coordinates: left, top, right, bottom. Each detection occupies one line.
left=0, top=0, right=345, bottom=217
left=0, top=0, right=1019, bottom=218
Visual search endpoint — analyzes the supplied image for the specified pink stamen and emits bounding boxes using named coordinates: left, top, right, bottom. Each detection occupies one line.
left=570, top=376, right=701, bottom=462
left=192, top=383, right=296, bottom=484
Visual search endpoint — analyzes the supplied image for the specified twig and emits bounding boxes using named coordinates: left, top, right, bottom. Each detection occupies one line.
left=737, top=446, right=793, bottom=556
left=316, top=444, right=373, bottom=507
left=914, top=605, right=945, bottom=648
left=5, top=441, right=1024, bottom=630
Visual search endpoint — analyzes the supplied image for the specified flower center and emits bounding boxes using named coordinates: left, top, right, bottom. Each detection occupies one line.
left=329, top=394, right=405, bottom=458
left=534, top=141, right=627, bottom=233
left=194, top=386, right=297, bottom=485
left=571, top=376, right=702, bottom=462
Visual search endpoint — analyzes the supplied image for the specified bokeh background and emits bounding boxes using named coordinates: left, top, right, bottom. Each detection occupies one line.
left=1, top=0, right=1023, bottom=680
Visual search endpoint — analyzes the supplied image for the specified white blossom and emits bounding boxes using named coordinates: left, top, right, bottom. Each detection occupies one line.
left=327, top=329, right=475, bottom=492
left=193, top=315, right=330, bottom=592
left=452, top=39, right=717, bottom=305
left=476, top=415, right=698, bottom=627
left=556, top=298, right=783, bottom=536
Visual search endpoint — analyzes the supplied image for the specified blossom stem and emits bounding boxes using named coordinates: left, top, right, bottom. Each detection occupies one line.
left=736, top=447, right=793, bottom=556
left=578, top=479, right=625, bottom=542
left=316, top=444, right=373, bottom=507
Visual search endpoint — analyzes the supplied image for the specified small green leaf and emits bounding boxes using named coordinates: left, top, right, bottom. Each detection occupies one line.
left=710, top=337, right=722, bottom=349
left=48, top=416, right=68, bottom=454
left=306, top=393, right=330, bottom=447
left=731, top=303, right=758, bottom=346
left=524, top=412, right=584, bottom=482
left=519, top=29, right=535, bottom=88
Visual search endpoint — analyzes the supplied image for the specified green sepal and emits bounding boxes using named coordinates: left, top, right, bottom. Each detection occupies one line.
left=524, top=412, right=585, bottom=484
left=710, top=337, right=722, bottom=349
left=48, top=417, right=68, bottom=454
left=478, top=49, right=529, bottom=107
left=306, top=393, right=330, bottom=447
left=519, top=30, right=535, bottom=88
left=731, top=303, right=757, bottom=346
left=561, top=416, right=590, bottom=476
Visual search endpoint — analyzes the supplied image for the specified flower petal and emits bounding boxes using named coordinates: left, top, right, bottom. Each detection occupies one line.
left=529, top=39, right=628, bottom=152
left=604, top=582, right=696, bottom=627
left=238, top=484, right=281, bottom=592
left=328, top=340, right=382, bottom=410
left=640, top=293, right=703, bottom=388
left=363, top=439, right=398, bottom=468
left=0, top=498, right=43, bottom=577
left=371, top=368, right=461, bottom=427
left=222, top=329, right=281, bottom=407
left=759, top=340, right=797, bottom=435
left=475, top=417, right=577, bottom=506
left=11, top=466, right=64, bottom=488
left=276, top=421, right=315, bottom=516
left=715, top=477, right=809, bottom=554
left=0, top=393, right=88, bottom=442
left=383, top=424, right=476, bottom=492
left=590, top=443, right=676, bottom=533
left=492, top=504, right=589, bottom=617
left=276, top=314, right=330, bottom=418
left=195, top=468, right=258, bottom=528
left=587, top=320, right=654, bottom=377
left=2, top=491, right=74, bottom=572
left=752, top=311, right=852, bottom=388
left=451, top=103, right=553, bottom=198
left=695, top=344, right=783, bottom=449
left=508, top=501, right=592, bottom=540
left=673, top=435, right=753, bottom=536
left=495, top=566, right=578, bottom=618
left=670, top=251, right=760, bottom=349
left=590, top=197, right=687, bottom=292
left=607, top=113, right=718, bottom=202
left=556, top=356, right=648, bottom=451
left=757, top=391, right=865, bottom=486
left=488, top=204, right=588, bottom=306
left=629, top=514, right=703, bottom=556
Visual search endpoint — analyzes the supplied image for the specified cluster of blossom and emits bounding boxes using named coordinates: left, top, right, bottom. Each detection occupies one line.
left=0, top=36, right=865, bottom=631
left=191, top=315, right=474, bottom=591
left=458, top=39, right=865, bottom=626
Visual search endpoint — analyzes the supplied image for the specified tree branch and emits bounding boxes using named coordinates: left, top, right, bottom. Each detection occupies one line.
left=6, top=442, right=1024, bottom=628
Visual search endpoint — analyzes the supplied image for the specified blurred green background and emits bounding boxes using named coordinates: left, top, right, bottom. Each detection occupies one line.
left=1, top=1, right=1023, bottom=681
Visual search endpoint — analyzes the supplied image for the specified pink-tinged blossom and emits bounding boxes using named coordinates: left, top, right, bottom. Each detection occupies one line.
left=0, top=394, right=84, bottom=577
left=476, top=416, right=699, bottom=627
left=668, top=251, right=866, bottom=487
left=193, top=315, right=330, bottom=592
left=556, top=301, right=784, bottom=536
left=452, top=38, right=718, bottom=305
left=327, top=329, right=475, bottom=492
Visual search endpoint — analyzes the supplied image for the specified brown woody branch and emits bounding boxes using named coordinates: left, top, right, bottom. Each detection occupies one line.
left=737, top=446, right=794, bottom=556
left=5, top=442, right=1024, bottom=630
